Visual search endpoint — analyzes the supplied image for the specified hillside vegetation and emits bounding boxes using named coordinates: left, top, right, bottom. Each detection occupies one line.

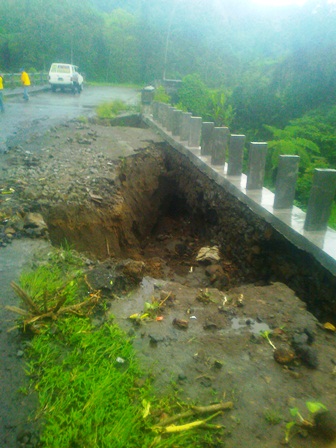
left=1, top=0, right=336, bottom=214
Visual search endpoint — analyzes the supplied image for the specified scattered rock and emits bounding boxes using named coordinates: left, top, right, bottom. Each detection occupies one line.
left=292, top=329, right=319, bottom=368
left=23, top=212, right=47, bottom=237
left=149, top=334, right=165, bottom=344
left=120, top=260, right=145, bottom=282
left=314, top=410, right=336, bottom=441
left=203, top=321, right=218, bottom=330
left=196, top=246, right=220, bottom=265
left=292, top=333, right=309, bottom=346
left=205, top=264, right=228, bottom=286
left=273, top=346, right=295, bottom=365
left=86, top=259, right=145, bottom=294
left=172, top=318, right=188, bottom=329
left=294, top=344, right=319, bottom=369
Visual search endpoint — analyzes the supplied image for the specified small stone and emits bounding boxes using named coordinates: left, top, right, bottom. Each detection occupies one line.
left=273, top=346, right=295, bottom=365
left=304, top=327, right=315, bottom=344
left=16, top=350, right=24, bottom=358
left=196, top=246, right=220, bottom=264
left=149, top=334, right=165, bottom=344
left=292, top=333, right=309, bottom=346
left=203, top=322, right=218, bottom=330
left=172, top=318, right=188, bottom=329
left=314, top=411, right=336, bottom=441
left=294, top=344, right=319, bottom=369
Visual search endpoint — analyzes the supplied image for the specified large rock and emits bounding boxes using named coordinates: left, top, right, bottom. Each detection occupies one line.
left=86, top=259, right=145, bottom=295
left=23, top=213, right=48, bottom=237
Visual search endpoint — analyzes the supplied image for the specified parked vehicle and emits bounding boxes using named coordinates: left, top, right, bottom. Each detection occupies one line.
left=48, top=63, right=84, bottom=93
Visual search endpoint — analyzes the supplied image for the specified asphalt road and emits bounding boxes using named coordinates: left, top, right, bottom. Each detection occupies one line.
left=0, top=85, right=140, bottom=152
left=0, top=84, right=140, bottom=447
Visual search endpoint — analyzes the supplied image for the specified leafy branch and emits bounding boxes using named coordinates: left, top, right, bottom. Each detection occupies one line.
left=284, top=401, right=328, bottom=444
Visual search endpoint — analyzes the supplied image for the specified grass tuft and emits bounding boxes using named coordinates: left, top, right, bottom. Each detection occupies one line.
left=18, top=248, right=227, bottom=447
left=96, top=100, right=132, bottom=119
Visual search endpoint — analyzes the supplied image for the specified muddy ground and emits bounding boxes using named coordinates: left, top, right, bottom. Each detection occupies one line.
left=1, top=118, right=336, bottom=448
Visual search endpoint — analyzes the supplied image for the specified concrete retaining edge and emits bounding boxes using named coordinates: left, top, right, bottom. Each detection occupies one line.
left=142, top=114, right=336, bottom=277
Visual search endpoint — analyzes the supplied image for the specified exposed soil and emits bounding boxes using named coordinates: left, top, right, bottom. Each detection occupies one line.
left=1, top=118, right=336, bottom=448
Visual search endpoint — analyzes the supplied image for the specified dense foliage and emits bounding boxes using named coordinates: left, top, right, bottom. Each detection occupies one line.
left=1, top=0, right=336, bottom=213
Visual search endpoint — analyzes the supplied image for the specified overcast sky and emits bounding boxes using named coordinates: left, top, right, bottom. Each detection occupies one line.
left=252, top=0, right=335, bottom=5
left=252, top=0, right=305, bottom=4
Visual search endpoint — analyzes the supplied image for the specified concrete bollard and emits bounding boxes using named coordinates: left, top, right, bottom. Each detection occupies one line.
left=227, top=134, right=246, bottom=176
left=141, top=86, right=155, bottom=104
left=273, top=155, right=300, bottom=209
left=159, top=103, right=167, bottom=125
left=246, top=142, right=268, bottom=190
left=172, top=110, right=183, bottom=137
left=152, top=101, right=159, bottom=121
left=157, top=103, right=164, bottom=125
left=180, top=112, right=192, bottom=142
left=304, top=169, right=336, bottom=231
left=162, top=103, right=170, bottom=128
left=200, top=122, right=215, bottom=156
left=188, top=117, right=202, bottom=148
left=166, top=106, right=176, bottom=133
left=211, top=127, right=230, bottom=166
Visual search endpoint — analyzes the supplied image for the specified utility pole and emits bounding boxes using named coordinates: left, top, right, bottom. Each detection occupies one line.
left=163, top=0, right=178, bottom=81
left=70, top=35, right=73, bottom=64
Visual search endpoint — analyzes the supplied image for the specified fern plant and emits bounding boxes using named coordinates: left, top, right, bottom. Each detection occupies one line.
left=264, top=124, right=321, bottom=172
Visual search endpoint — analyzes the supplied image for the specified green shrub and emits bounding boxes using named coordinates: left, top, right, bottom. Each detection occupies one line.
left=154, top=86, right=171, bottom=103
left=96, top=100, right=131, bottom=119
left=176, top=73, right=209, bottom=118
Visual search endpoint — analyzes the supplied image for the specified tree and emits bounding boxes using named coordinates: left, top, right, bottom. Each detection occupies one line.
left=103, top=9, right=139, bottom=83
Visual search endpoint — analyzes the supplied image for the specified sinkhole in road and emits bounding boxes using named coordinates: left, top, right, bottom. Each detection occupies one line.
left=44, top=143, right=336, bottom=320
left=44, top=144, right=243, bottom=291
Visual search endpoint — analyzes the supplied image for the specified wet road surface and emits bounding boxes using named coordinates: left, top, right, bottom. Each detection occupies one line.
left=0, top=85, right=140, bottom=447
left=0, top=86, right=140, bottom=152
left=0, top=240, right=51, bottom=448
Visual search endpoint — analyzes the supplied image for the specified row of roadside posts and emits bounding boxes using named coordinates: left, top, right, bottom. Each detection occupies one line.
left=151, top=101, right=336, bottom=233
left=3, top=72, right=48, bottom=88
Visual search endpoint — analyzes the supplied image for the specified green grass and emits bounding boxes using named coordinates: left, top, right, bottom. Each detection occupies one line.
left=19, top=248, right=85, bottom=311
left=263, top=408, right=283, bottom=425
left=27, top=316, right=154, bottom=447
left=328, top=203, right=336, bottom=230
left=87, top=81, right=141, bottom=89
left=95, top=100, right=134, bottom=119
left=19, top=248, right=226, bottom=447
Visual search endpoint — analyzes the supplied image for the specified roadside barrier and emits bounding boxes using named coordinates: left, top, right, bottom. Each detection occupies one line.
left=143, top=101, right=336, bottom=277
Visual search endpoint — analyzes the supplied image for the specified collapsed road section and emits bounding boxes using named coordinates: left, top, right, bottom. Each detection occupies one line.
left=1, top=117, right=335, bottom=320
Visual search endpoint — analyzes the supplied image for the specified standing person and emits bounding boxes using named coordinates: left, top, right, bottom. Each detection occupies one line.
left=0, top=73, right=4, bottom=112
left=20, top=68, right=30, bottom=101
left=72, top=71, right=80, bottom=94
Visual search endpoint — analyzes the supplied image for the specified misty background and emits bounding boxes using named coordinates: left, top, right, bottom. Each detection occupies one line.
left=1, top=0, right=336, bottom=215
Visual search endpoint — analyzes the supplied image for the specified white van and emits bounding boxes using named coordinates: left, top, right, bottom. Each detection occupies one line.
left=49, top=63, right=84, bottom=92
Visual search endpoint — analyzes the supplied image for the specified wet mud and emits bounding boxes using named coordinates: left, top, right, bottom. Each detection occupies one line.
left=1, top=119, right=336, bottom=447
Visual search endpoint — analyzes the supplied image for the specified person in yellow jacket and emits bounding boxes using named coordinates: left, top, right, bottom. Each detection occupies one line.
left=20, top=68, right=31, bottom=101
left=0, top=73, right=4, bottom=112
